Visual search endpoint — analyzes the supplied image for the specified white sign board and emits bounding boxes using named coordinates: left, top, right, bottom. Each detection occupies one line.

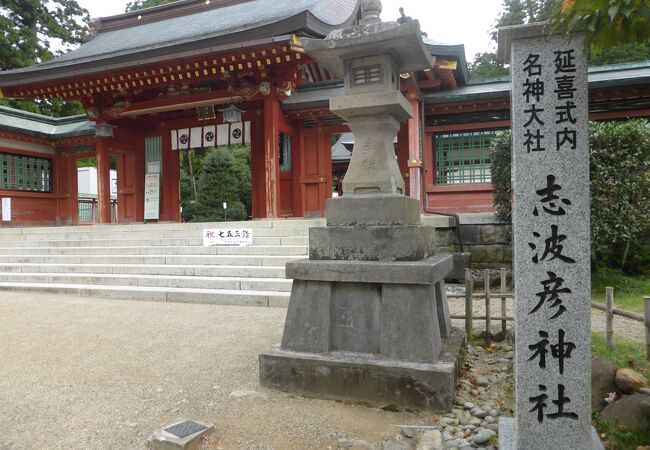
left=203, top=228, right=253, bottom=247
left=147, top=161, right=161, bottom=174
left=2, top=198, right=10, bottom=222
left=144, top=173, right=160, bottom=220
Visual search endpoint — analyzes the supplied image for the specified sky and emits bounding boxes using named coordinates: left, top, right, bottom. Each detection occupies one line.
left=75, top=0, right=504, bottom=62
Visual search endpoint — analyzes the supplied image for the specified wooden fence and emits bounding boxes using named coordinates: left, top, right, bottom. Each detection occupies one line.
left=447, top=268, right=650, bottom=361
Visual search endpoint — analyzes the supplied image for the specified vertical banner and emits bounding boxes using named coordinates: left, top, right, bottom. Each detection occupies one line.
left=170, top=130, right=179, bottom=151
left=144, top=173, right=160, bottom=221
left=177, top=129, right=190, bottom=150
left=203, top=125, right=216, bottom=147
left=2, top=197, right=11, bottom=222
left=216, top=124, right=230, bottom=146
left=507, top=25, right=594, bottom=449
left=230, top=122, right=244, bottom=145
left=190, top=127, right=203, bottom=148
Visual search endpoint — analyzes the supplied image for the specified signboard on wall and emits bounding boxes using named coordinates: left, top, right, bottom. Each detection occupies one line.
left=144, top=173, right=160, bottom=220
left=171, top=121, right=251, bottom=150
left=2, top=198, right=10, bottom=222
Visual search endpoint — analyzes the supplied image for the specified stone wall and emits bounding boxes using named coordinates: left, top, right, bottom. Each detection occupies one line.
left=424, top=214, right=513, bottom=270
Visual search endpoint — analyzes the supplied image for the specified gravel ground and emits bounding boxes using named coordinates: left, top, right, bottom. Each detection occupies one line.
left=0, top=290, right=645, bottom=450
left=0, top=292, right=427, bottom=450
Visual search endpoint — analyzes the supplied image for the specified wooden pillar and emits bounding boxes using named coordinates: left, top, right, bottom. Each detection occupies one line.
left=96, top=136, right=112, bottom=224
left=263, top=93, right=281, bottom=218
left=407, top=98, right=422, bottom=201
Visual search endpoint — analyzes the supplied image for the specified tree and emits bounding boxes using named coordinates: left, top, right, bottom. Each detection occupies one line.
left=472, top=0, right=561, bottom=80
left=550, top=0, right=650, bottom=51
left=194, top=149, right=248, bottom=222
left=125, top=0, right=179, bottom=12
left=0, top=0, right=89, bottom=116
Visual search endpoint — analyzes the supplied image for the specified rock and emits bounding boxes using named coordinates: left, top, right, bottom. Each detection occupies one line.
left=601, top=393, right=650, bottom=429
left=471, top=407, right=487, bottom=419
left=469, top=418, right=482, bottom=427
left=616, top=368, right=649, bottom=394
left=591, top=357, right=617, bottom=412
left=441, top=417, right=459, bottom=426
left=640, top=388, right=650, bottom=396
left=463, top=401, right=475, bottom=410
left=485, top=423, right=499, bottom=432
left=488, top=408, right=500, bottom=417
left=484, top=416, right=496, bottom=424
left=471, top=429, right=497, bottom=446
left=505, top=351, right=513, bottom=359
left=459, top=417, right=471, bottom=426
left=383, top=439, right=412, bottom=450
left=416, top=430, right=443, bottom=450
left=445, top=440, right=460, bottom=448
left=476, top=377, right=489, bottom=387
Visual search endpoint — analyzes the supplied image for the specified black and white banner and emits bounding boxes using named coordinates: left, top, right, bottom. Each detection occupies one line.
left=171, top=121, right=251, bottom=150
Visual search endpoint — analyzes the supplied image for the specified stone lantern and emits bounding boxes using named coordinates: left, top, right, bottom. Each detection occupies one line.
left=259, top=0, right=464, bottom=411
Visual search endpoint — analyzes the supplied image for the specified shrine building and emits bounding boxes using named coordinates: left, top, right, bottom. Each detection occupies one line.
left=0, top=0, right=648, bottom=225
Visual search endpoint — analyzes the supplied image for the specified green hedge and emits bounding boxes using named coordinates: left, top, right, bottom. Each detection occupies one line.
left=491, top=119, right=650, bottom=271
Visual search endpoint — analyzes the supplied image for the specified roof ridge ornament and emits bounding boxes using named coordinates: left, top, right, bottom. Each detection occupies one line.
left=360, top=0, right=382, bottom=26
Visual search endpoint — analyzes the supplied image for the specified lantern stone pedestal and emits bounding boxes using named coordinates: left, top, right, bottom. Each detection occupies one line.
left=259, top=0, right=464, bottom=411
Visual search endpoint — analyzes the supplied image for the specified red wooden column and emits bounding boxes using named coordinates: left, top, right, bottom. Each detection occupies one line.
left=95, top=135, right=112, bottom=224
left=406, top=97, right=422, bottom=202
left=263, top=93, right=282, bottom=218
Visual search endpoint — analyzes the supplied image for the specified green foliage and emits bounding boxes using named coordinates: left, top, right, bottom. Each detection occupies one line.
left=590, top=120, right=650, bottom=270
left=0, top=0, right=89, bottom=116
left=592, top=267, right=650, bottom=313
left=188, top=147, right=250, bottom=222
left=125, top=0, right=179, bottom=12
left=469, top=52, right=509, bottom=80
left=489, top=131, right=513, bottom=223
left=589, top=42, right=650, bottom=65
left=491, top=120, right=650, bottom=272
left=550, top=0, right=650, bottom=51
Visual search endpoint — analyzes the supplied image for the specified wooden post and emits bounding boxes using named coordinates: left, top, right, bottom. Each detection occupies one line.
left=465, top=268, right=473, bottom=341
left=485, top=269, right=491, bottom=345
left=500, top=268, right=507, bottom=334
left=605, top=287, right=614, bottom=350
left=645, top=296, right=650, bottom=362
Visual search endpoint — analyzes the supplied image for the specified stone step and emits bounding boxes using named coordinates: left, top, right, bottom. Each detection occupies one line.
left=0, top=245, right=308, bottom=256
left=0, top=254, right=304, bottom=266
left=0, top=236, right=310, bottom=247
left=9, top=227, right=312, bottom=241
left=0, top=282, right=290, bottom=307
left=0, top=219, right=325, bottom=236
left=0, top=272, right=292, bottom=291
left=0, top=263, right=286, bottom=278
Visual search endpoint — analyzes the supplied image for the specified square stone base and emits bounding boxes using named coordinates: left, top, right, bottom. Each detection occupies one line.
left=498, top=417, right=604, bottom=450
left=259, top=328, right=465, bottom=412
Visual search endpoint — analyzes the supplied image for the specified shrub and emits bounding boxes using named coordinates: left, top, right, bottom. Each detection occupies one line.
left=194, top=149, right=248, bottom=221
left=491, top=119, right=650, bottom=271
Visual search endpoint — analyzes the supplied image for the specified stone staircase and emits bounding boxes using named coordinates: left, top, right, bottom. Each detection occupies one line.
left=0, top=219, right=323, bottom=307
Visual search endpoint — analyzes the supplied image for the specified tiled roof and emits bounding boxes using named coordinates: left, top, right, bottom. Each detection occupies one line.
left=0, top=107, right=93, bottom=139
left=0, top=0, right=359, bottom=85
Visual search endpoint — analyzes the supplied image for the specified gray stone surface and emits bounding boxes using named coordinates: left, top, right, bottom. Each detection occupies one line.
left=498, top=417, right=604, bottom=450
left=287, top=255, right=453, bottom=285
left=309, top=225, right=436, bottom=261
left=146, top=419, right=214, bottom=450
left=260, top=328, right=465, bottom=411
left=326, top=195, right=421, bottom=226
left=601, top=393, right=650, bottom=429
left=505, top=23, right=592, bottom=449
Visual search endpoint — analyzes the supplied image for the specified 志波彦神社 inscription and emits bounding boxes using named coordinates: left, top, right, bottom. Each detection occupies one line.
left=498, top=23, right=602, bottom=450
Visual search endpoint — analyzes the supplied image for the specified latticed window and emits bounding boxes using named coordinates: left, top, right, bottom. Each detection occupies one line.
left=435, top=130, right=501, bottom=184
left=0, top=152, right=52, bottom=192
